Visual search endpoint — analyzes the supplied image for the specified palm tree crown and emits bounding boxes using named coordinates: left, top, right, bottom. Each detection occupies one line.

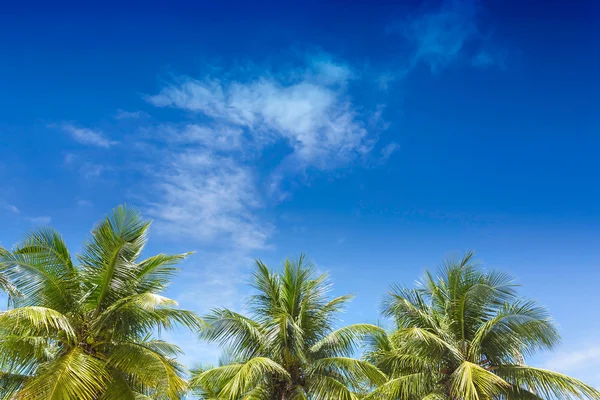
left=0, top=205, right=203, bottom=400
left=365, top=251, right=600, bottom=400
left=191, top=255, right=386, bottom=399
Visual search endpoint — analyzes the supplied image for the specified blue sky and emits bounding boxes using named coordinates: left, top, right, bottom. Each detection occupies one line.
left=1, top=0, right=599, bottom=386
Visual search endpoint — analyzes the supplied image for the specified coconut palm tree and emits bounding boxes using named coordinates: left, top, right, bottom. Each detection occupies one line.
left=0, top=205, right=204, bottom=400
left=190, top=255, right=386, bottom=399
left=365, top=251, right=599, bottom=400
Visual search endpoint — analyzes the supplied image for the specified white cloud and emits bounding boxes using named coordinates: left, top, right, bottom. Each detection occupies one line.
left=160, top=124, right=245, bottom=151
left=541, top=345, right=600, bottom=388
left=76, top=199, right=93, bottom=207
left=79, top=162, right=109, bottom=180
left=147, top=59, right=372, bottom=169
left=60, top=123, right=118, bottom=148
left=64, top=153, right=75, bottom=164
left=4, top=204, right=19, bottom=214
left=27, top=216, right=51, bottom=225
left=141, top=57, right=387, bottom=252
left=543, top=345, right=600, bottom=374
left=404, top=0, right=478, bottom=73
left=115, top=109, right=149, bottom=120
left=380, top=142, right=399, bottom=162
left=389, top=0, right=503, bottom=75
left=146, top=148, right=271, bottom=250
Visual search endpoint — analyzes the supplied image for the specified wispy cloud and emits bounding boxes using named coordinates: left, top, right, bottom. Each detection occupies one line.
left=379, top=142, right=399, bottom=163
left=115, top=109, right=149, bottom=120
left=543, top=346, right=600, bottom=373
left=27, top=216, right=51, bottom=225
left=79, top=162, right=110, bottom=180
left=542, top=344, right=600, bottom=388
left=148, top=59, right=372, bottom=170
left=146, top=148, right=270, bottom=250
left=60, top=123, right=118, bottom=148
left=404, top=0, right=478, bottom=73
left=4, top=204, right=19, bottom=214
left=168, top=250, right=256, bottom=365
left=389, top=0, right=504, bottom=75
left=141, top=56, right=389, bottom=251
left=76, top=199, right=93, bottom=207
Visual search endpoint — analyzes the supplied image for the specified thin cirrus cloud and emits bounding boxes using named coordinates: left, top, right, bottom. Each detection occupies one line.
left=59, top=123, right=118, bottom=148
left=26, top=216, right=52, bottom=225
left=4, top=204, right=20, bottom=215
left=145, top=149, right=270, bottom=250
left=391, top=0, right=504, bottom=74
left=115, top=109, right=149, bottom=120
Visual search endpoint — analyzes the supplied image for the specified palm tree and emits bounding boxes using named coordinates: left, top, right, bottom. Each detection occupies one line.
left=190, top=255, right=387, bottom=399
left=365, top=251, right=600, bottom=400
left=0, top=205, right=204, bottom=400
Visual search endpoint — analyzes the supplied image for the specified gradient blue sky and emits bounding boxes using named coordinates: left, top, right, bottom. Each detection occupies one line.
left=1, top=0, right=599, bottom=386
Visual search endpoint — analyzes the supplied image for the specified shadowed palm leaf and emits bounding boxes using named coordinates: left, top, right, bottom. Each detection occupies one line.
left=190, top=255, right=386, bottom=399
left=365, top=251, right=599, bottom=400
left=0, top=205, right=204, bottom=400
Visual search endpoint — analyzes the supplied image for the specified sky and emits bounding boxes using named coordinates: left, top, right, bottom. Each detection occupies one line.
left=1, top=0, right=599, bottom=387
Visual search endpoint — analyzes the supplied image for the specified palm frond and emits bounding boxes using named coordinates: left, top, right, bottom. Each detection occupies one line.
left=79, top=204, right=150, bottom=314
left=308, top=357, right=387, bottom=386
left=107, top=341, right=187, bottom=400
left=218, top=357, right=290, bottom=399
left=450, top=361, right=510, bottom=400
left=0, top=306, right=75, bottom=343
left=310, top=324, right=385, bottom=357
left=17, top=348, right=109, bottom=400
left=496, top=365, right=600, bottom=400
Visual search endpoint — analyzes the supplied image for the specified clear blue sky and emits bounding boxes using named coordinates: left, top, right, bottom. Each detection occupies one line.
left=1, top=0, right=599, bottom=386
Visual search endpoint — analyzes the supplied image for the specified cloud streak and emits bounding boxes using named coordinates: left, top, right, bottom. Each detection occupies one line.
left=146, top=148, right=270, bottom=250
left=389, top=0, right=504, bottom=75
left=60, top=124, right=118, bottom=148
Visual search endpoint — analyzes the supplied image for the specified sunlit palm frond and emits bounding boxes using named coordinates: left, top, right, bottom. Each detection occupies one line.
left=108, top=341, right=187, bottom=400
left=308, top=357, right=387, bottom=387
left=135, top=253, right=191, bottom=292
left=0, top=306, right=75, bottom=343
left=306, top=374, right=362, bottom=400
left=450, top=361, right=510, bottom=400
left=79, top=205, right=150, bottom=315
left=364, top=372, right=432, bottom=400
left=218, top=357, right=289, bottom=399
left=496, top=365, right=600, bottom=400
left=17, top=348, right=109, bottom=400
left=310, top=324, right=385, bottom=357
left=0, top=243, right=75, bottom=312
left=203, top=309, right=266, bottom=359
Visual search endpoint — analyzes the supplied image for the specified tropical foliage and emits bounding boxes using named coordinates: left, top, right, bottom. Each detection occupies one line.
left=190, top=255, right=386, bottom=399
left=365, top=251, right=600, bottom=400
left=0, top=205, right=598, bottom=400
left=0, top=205, right=204, bottom=400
